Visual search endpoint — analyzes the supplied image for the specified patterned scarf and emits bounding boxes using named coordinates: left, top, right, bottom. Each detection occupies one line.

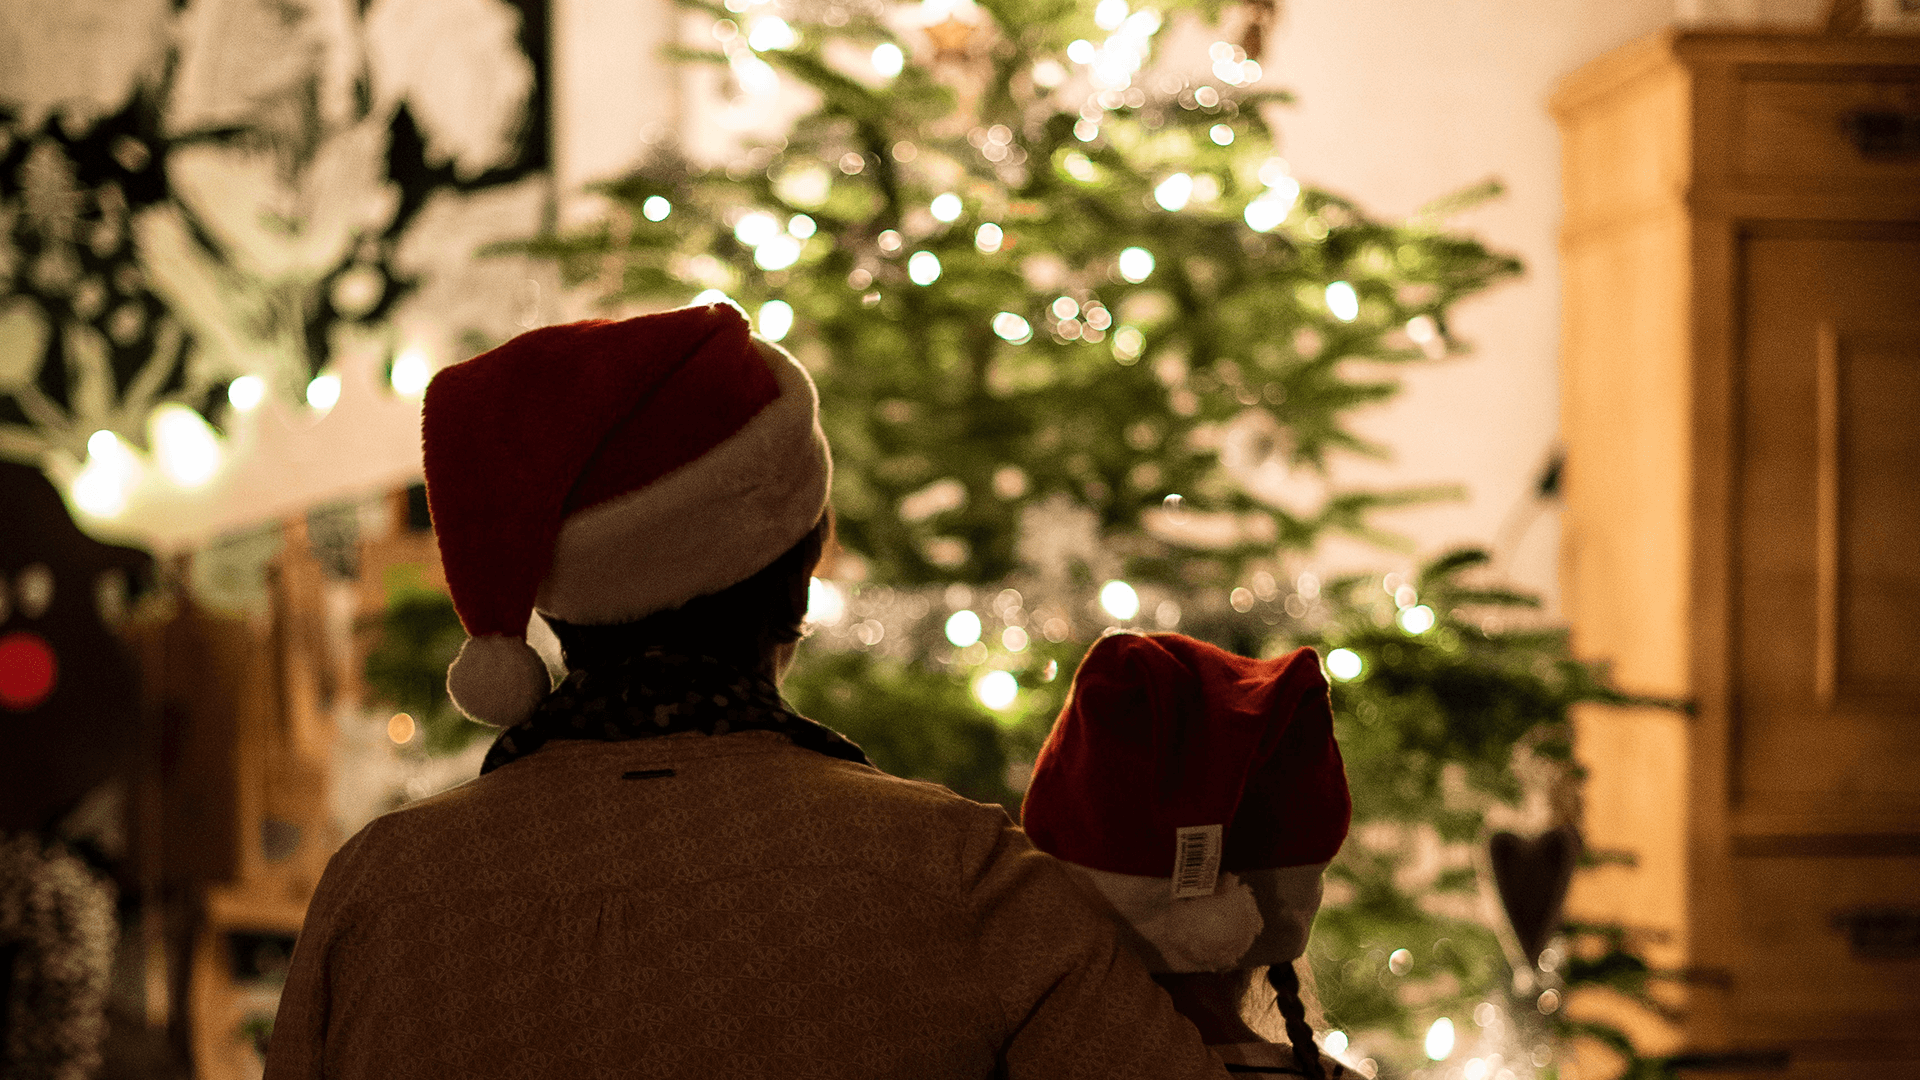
left=480, top=647, right=870, bottom=775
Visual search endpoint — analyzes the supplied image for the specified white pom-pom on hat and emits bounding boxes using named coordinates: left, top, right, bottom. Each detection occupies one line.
left=1135, top=872, right=1266, bottom=972
left=447, top=635, right=552, bottom=727
left=1062, top=864, right=1266, bottom=972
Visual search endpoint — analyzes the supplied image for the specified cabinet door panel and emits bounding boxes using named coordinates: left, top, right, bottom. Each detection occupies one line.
left=1736, top=230, right=1920, bottom=817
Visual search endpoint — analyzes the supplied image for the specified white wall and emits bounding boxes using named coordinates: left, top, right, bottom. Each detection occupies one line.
left=1256, top=0, right=1826, bottom=606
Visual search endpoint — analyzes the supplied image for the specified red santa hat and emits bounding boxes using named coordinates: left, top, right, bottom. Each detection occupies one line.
left=1021, top=632, right=1350, bottom=973
left=421, top=301, right=831, bottom=727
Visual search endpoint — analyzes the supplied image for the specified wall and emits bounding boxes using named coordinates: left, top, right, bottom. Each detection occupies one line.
left=1260, top=0, right=1825, bottom=607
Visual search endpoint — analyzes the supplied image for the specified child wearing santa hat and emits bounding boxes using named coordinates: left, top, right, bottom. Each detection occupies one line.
left=1023, top=630, right=1355, bottom=1076
left=266, top=303, right=1249, bottom=1079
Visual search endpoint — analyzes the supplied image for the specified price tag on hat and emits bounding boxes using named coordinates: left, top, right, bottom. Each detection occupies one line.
left=1171, top=823, right=1224, bottom=899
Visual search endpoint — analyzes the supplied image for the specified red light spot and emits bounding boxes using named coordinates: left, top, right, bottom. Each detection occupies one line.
left=0, top=631, right=57, bottom=710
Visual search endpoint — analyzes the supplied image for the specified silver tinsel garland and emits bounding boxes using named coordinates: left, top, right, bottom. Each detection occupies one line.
left=0, top=834, right=117, bottom=1080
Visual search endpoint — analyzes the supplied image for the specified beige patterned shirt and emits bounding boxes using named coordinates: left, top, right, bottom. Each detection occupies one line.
left=265, top=731, right=1233, bottom=1079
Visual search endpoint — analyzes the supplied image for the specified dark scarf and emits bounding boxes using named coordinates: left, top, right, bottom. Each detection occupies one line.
left=480, top=647, right=870, bottom=775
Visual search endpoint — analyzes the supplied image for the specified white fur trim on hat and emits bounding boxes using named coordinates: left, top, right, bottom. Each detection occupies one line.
left=1058, top=864, right=1266, bottom=973
left=447, top=634, right=552, bottom=727
left=536, top=340, right=831, bottom=624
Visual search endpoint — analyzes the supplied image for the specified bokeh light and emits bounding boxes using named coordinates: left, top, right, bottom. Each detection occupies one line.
left=992, top=312, right=1033, bottom=344
left=757, top=299, right=794, bottom=342
left=973, top=669, right=1018, bottom=710
left=306, top=372, right=341, bottom=412
left=1153, top=173, right=1192, bottom=212
left=1425, top=1017, right=1455, bottom=1061
left=1099, top=580, right=1140, bottom=620
left=226, top=375, right=265, bottom=412
left=1117, top=247, right=1154, bottom=283
left=747, top=16, right=796, bottom=51
left=1327, top=647, right=1363, bottom=681
left=735, top=211, right=780, bottom=247
left=1398, top=604, right=1436, bottom=634
left=149, top=404, right=221, bottom=488
left=944, top=609, right=982, bottom=647
left=1326, top=280, right=1360, bottom=322
left=390, top=347, right=431, bottom=398
left=805, top=576, right=845, bottom=625
left=907, top=250, right=941, bottom=285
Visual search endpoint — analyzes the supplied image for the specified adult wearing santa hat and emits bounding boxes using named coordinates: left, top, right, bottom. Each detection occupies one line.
left=266, top=303, right=1241, bottom=1079
left=1023, top=631, right=1354, bottom=1077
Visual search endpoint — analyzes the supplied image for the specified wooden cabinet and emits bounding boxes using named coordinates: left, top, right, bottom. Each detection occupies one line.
left=1553, top=31, right=1920, bottom=1079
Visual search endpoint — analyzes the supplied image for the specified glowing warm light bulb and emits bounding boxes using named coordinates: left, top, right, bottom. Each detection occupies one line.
left=907, top=250, right=942, bottom=285
left=390, top=346, right=431, bottom=398
left=735, top=211, right=780, bottom=247
left=1324, top=1031, right=1349, bottom=1056
left=991, top=312, right=1032, bottom=344
left=306, top=372, right=342, bottom=412
left=805, top=576, right=845, bottom=625
left=1153, top=173, right=1193, bottom=212
left=973, top=669, right=1018, bottom=710
left=642, top=195, right=671, bottom=221
left=72, top=430, right=140, bottom=518
left=1117, top=246, right=1154, bottom=283
left=149, top=404, right=221, bottom=488
left=871, top=42, right=905, bottom=78
left=1243, top=177, right=1300, bottom=233
left=731, top=53, right=779, bottom=94
left=755, top=234, right=802, bottom=270
left=974, top=222, right=1004, bottom=253
left=1099, top=580, right=1140, bottom=620
left=1326, top=280, right=1360, bottom=322
left=757, top=299, right=794, bottom=342
left=747, top=16, right=796, bottom=51
left=945, top=609, right=983, bottom=647
left=1398, top=604, right=1436, bottom=634
left=1326, top=648, right=1363, bottom=681
left=930, top=192, right=963, bottom=222
left=226, top=375, right=265, bottom=412
left=1425, top=1017, right=1455, bottom=1061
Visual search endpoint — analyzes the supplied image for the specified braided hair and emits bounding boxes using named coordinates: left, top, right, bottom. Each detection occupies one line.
left=1267, top=961, right=1328, bottom=1079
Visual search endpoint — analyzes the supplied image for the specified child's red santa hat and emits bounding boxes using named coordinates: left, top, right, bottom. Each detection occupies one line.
left=420, top=302, right=831, bottom=727
left=1022, top=632, right=1350, bottom=972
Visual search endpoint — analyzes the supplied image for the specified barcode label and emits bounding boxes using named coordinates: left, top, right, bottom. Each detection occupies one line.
left=1171, top=824, right=1223, bottom=899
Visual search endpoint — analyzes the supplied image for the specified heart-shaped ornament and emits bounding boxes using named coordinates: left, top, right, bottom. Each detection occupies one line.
left=1489, top=826, right=1581, bottom=967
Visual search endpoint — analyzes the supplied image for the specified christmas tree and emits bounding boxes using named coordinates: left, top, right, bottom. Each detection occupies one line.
left=489, top=0, right=1686, bottom=1074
